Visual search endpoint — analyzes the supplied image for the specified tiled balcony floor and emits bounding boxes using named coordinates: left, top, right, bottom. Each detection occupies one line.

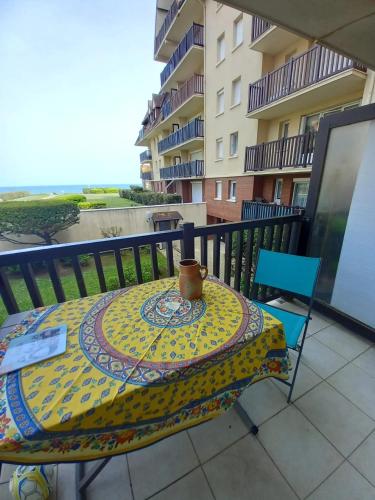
left=1, top=299, right=374, bottom=499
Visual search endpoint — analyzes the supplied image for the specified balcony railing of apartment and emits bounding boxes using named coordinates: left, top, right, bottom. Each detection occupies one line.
left=140, top=150, right=152, bottom=163
left=160, top=160, right=204, bottom=179
left=140, top=172, right=152, bottom=181
left=244, top=131, right=317, bottom=171
left=0, top=215, right=304, bottom=318
left=242, top=201, right=304, bottom=220
left=136, top=108, right=162, bottom=144
left=154, top=0, right=186, bottom=56
left=248, top=45, right=366, bottom=112
left=161, top=74, right=204, bottom=120
left=158, top=118, right=204, bottom=153
left=160, top=23, right=204, bottom=87
left=251, top=16, right=272, bottom=42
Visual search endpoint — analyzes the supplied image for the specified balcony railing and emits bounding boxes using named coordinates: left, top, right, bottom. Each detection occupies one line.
left=161, top=74, right=204, bottom=120
left=154, top=0, right=186, bottom=56
left=251, top=16, right=272, bottom=42
left=136, top=107, right=162, bottom=144
left=244, top=132, right=316, bottom=172
left=242, top=201, right=303, bottom=220
left=248, top=45, right=366, bottom=113
left=140, top=171, right=152, bottom=181
left=140, top=150, right=152, bottom=163
left=160, top=160, right=204, bottom=179
left=160, top=23, right=204, bottom=87
left=0, top=215, right=304, bottom=318
left=158, top=118, right=204, bottom=154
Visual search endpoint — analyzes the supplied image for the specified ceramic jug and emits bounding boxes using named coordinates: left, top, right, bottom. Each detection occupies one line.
left=179, top=259, right=208, bottom=300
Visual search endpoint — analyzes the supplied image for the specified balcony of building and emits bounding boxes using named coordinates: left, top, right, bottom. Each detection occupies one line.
left=158, top=117, right=204, bottom=155
left=160, top=23, right=204, bottom=93
left=139, top=150, right=152, bottom=163
left=245, top=131, right=316, bottom=173
left=160, top=159, right=204, bottom=180
left=250, top=16, right=301, bottom=55
left=154, top=0, right=203, bottom=63
left=242, top=200, right=303, bottom=220
left=135, top=106, right=162, bottom=147
left=247, top=45, right=367, bottom=119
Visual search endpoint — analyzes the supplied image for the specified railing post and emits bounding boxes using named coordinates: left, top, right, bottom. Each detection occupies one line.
left=181, top=222, right=195, bottom=259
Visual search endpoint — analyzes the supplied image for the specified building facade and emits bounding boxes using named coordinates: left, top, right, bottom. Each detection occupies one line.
left=135, top=0, right=369, bottom=223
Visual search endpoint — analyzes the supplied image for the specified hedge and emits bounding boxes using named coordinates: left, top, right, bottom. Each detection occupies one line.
left=56, top=194, right=86, bottom=203
left=78, top=201, right=107, bottom=209
left=82, top=187, right=119, bottom=194
left=0, top=191, right=29, bottom=201
left=119, top=189, right=181, bottom=205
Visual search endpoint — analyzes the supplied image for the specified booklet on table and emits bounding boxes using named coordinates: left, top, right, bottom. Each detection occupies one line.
left=0, top=325, right=67, bottom=375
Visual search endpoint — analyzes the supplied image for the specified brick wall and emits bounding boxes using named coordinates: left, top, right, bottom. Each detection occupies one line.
left=205, top=176, right=255, bottom=222
left=257, top=172, right=311, bottom=204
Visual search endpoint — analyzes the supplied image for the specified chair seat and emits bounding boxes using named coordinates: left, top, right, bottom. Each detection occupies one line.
left=253, top=301, right=308, bottom=349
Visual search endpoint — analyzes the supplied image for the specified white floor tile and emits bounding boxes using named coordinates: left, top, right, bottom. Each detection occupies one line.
left=0, top=464, right=17, bottom=484
left=128, top=431, right=198, bottom=500
left=308, top=461, right=375, bottom=500
left=188, top=408, right=248, bottom=463
left=301, top=337, right=348, bottom=379
left=259, top=405, right=343, bottom=498
left=349, top=431, right=375, bottom=486
left=296, top=382, right=375, bottom=457
left=238, top=378, right=288, bottom=425
left=314, top=324, right=371, bottom=360
left=328, top=363, right=375, bottom=420
left=56, top=463, right=76, bottom=500
left=0, top=482, right=12, bottom=500
left=353, top=347, right=375, bottom=378
left=85, top=455, right=131, bottom=500
left=150, top=467, right=214, bottom=500
left=203, top=434, right=298, bottom=500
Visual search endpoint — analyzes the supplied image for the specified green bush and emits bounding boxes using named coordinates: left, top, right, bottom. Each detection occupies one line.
left=106, top=262, right=154, bottom=291
left=82, top=187, right=119, bottom=194
left=56, top=194, right=86, bottom=203
left=0, top=200, right=80, bottom=245
left=78, top=201, right=107, bottom=209
left=119, top=189, right=181, bottom=206
left=129, top=185, right=144, bottom=192
left=0, top=191, right=30, bottom=201
left=60, top=254, right=91, bottom=268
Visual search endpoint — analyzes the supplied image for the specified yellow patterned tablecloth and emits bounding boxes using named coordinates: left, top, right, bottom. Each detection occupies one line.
left=0, top=277, right=289, bottom=463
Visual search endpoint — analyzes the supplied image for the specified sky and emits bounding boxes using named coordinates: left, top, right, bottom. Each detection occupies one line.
left=0, top=0, right=163, bottom=186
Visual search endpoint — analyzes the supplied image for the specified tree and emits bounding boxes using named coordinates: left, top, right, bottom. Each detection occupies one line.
left=0, top=200, right=80, bottom=246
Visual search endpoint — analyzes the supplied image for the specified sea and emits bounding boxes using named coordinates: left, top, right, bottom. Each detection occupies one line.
left=0, top=184, right=131, bottom=195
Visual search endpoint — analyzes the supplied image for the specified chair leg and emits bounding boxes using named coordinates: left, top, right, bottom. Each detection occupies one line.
left=234, top=401, right=258, bottom=435
left=287, top=349, right=303, bottom=404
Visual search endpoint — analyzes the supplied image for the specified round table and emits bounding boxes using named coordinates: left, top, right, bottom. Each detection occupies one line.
left=0, top=277, right=289, bottom=464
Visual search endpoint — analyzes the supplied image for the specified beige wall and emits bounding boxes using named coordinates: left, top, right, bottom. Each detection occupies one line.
left=0, top=203, right=207, bottom=252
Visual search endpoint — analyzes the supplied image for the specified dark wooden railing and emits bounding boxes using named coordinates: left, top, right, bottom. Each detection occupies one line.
left=140, top=171, right=152, bottom=180
left=251, top=16, right=272, bottom=42
left=140, top=150, right=152, bottom=163
left=160, top=24, right=204, bottom=86
left=242, top=201, right=303, bottom=220
left=248, top=45, right=366, bottom=112
left=158, top=118, right=204, bottom=153
left=245, top=132, right=316, bottom=171
left=160, top=160, right=204, bottom=179
left=0, top=215, right=305, bottom=318
left=161, top=74, right=204, bottom=120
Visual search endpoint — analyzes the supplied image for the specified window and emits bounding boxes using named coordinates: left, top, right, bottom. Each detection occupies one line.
left=274, top=179, right=283, bottom=204
left=215, top=181, right=222, bottom=199
left=217, top=33, right=225, bottom=63
left=231, top=77, right=241, bottom=106
left=233, top=15, right=243, bottom=48
left=301, top=101, right=360, bottom=134
left=278, top=121, right=290, bottom=139
left=216, top=138, right=224, bottom=160
left=216, top=88, right=224, bottom=115
left=292, top=180, right=309, bottom=207
left=228, top=180, right=237, bottom=201
left=229, top=132, right=238, bottom=156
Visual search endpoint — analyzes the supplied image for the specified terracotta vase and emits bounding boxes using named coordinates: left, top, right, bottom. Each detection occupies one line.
left=179, top=259, right=208, bottom=300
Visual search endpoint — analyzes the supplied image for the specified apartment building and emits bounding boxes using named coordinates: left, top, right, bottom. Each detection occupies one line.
left=135, top=0, right=369, bottom=223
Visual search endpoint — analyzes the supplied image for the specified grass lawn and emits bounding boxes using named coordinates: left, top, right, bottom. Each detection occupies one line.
left=13, top=192, right=139, bottom=208
left=0, top=248, right=170, bottom=325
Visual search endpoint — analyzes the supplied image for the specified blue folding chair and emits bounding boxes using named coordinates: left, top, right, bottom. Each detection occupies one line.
left=252, top=249, right=321, bottom=402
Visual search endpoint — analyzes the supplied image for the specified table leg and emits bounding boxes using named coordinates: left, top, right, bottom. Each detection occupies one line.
left=75, top=457, right=112, bottom=500
left=234, top=401, right=259, bottom=435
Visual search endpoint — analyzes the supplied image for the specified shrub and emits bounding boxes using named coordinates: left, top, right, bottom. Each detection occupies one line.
left=60, top=254, right=91, bottom=268
left=56, top=194, right=86, bottom=203
left=119, top=189, right=181, bottom=206
left=0, top=200, right=79, bottom=245
left=78, top=201, right=107, bottom=209
left=0, top=191, right=30, bottom=201
left=129, top=185, right=144, bottom=192
left=82, top=187, right=119, bottom=194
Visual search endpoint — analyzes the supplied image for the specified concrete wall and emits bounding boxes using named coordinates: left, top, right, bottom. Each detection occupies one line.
left=0, top=203, right=207, bottom=252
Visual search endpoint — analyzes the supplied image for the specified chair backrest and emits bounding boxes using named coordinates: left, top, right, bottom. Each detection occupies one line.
left=254, top=249, right=321, bottom=298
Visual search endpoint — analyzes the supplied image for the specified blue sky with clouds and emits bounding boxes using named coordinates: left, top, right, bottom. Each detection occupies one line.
left=0, top=0, right=163, bottom=186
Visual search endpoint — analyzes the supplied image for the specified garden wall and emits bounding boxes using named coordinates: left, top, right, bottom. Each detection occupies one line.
left=0, top=203, right=207, bottom=251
